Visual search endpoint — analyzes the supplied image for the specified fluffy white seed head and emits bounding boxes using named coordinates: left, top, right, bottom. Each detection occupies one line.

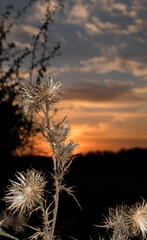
left=36, top=76, right=62, bottom=105
left=4, top=169, right=47, bottom=214
left=17, top=76, right=62, bottom=118
left=128, top=201, right=147, bottom=238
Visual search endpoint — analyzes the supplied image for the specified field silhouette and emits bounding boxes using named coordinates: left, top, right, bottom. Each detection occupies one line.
left=0, top=147, right=147, bottom=239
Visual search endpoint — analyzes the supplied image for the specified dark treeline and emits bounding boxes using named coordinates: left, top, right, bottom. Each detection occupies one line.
left=1, top=147, right=147, bottom=239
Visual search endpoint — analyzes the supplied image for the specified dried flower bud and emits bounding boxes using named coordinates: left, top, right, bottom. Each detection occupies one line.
left=46, top=120, right=70, bottom=144
left=4, top=169, right=47, bottom=214
left=58, top=140, right=78, bottom=162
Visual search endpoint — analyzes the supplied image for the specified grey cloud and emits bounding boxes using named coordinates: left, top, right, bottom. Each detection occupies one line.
left=63, top=80, right=137, bottom=102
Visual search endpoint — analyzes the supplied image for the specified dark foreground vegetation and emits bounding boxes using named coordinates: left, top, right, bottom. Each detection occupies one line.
left=0, top=147, right=147, bottom=239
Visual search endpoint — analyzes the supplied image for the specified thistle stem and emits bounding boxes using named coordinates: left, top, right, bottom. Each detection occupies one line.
left=50, top=180, right=60, bottom=240
left=44, top=103, right=60, bottom=239
left=45, top=105, right=57, bottom=171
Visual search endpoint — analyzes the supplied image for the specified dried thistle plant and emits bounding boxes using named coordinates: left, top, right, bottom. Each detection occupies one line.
left=98, top=199, right=147, bottom=240
left=2, top=75, right=147, bottom=240
left=2, top=76, right=78, bottom=240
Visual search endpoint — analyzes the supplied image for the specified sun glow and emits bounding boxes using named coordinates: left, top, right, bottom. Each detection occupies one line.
left=17, top=96, right=147, bottom=157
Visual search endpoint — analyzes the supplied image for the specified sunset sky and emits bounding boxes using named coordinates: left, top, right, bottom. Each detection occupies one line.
left=1, top=0, right=147, bottom=155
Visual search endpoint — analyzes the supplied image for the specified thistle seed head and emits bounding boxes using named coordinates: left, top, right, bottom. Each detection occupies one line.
left=102, top=201, right=147, bottom=239
left=0, top=211, right=27, bottom=233
left=17, top=82, right=39, bottom=117
left=128, top=200, right=147, bottom=238
left=102, top=205, right=130, bottom=240
left=17, top=76, right=62, bottom=118
left=4, top=169, right=47, bottom=214
left=35, top=76, right=62, bottom=105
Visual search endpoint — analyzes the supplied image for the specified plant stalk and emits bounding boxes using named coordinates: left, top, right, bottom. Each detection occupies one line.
left=44, top=103, right=60, bottom=239
left=50, top=180, right=60, bottom=240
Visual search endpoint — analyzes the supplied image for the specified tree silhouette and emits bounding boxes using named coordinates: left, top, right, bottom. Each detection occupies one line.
left=0, top=1, right=63, bottom=157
